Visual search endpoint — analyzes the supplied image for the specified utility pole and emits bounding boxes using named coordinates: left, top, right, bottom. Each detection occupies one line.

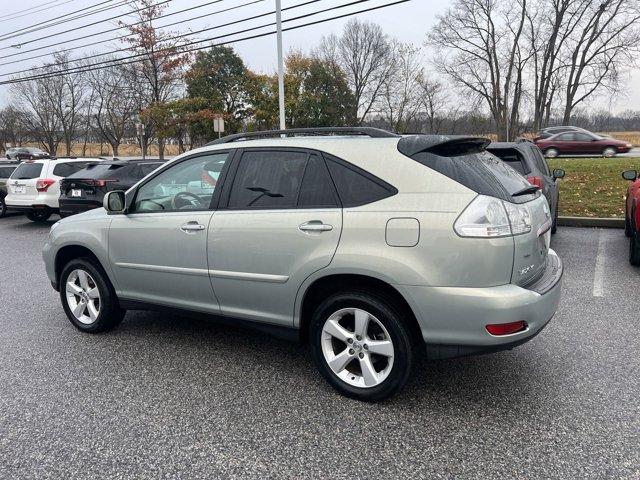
left=276, top=0, right=286, bottom=130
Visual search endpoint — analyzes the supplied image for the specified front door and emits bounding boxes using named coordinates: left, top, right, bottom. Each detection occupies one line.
left=109, top=152, right=231, bottom=313
left=208, top=149, right=342, bottom=326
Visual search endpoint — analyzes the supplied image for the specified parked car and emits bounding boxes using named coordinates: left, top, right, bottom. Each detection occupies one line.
left=43, top=128, right=563, bottom=401
left=5, top=158, right=96, bottom=222
left=623, top=169, right=640, bottom=265
left=59, top=159, right=164, bottom=218
left=488, top=140, right=565, bottom=233
left=5, top=147, right=50, bottom=160
left=534, top=126, right=593, bottom=140
left=0, top=161, right=19, bottom=217
left=535, top=131, right=632, bottom=158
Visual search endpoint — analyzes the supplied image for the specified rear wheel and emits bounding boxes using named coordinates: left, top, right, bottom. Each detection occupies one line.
left=545, top=148, right=559, bottom=158
left=60, top=258, right=126, bottom=332
left=310, top=291, right=414, bottom=401
left=26, top=211, right=52, bottom=222
left=603, top=147, right=617, bottom=158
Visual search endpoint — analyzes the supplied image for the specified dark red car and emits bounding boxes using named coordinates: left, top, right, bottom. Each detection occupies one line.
left=623, top=169, right=640, bottom=265
left=535, top=131, right=632, bottom=158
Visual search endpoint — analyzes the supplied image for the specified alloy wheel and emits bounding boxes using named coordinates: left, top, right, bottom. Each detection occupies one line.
left=320, top=308, right=395, bottom=388
left=65, top=269, right=101, bottom=324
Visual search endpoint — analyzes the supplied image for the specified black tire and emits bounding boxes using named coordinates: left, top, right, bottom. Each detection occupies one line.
left=0, top=195, right=6, bottom=218
left=625, top=215, right=632, bottom=238
left=309, top=290, right=414, bottom=402
left=59, top=257, right=126, bottom=333
left=26, top=211, right=52, bottom=222
left=630, top=218, right=640, bottom=267
left=551, top=198, right=559, bottom=234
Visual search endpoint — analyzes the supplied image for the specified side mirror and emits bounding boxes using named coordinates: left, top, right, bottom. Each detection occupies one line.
left=553, top=168, right=566, bottom=179
left=104, top=190, right=126, bottom=214
left=622, top=170, right=638, bottom=181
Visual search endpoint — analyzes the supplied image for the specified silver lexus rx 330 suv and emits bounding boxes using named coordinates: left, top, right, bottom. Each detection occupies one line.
left=43, top=128, right=563, bottom=401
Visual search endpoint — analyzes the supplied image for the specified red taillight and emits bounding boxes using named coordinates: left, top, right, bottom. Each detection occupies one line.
left=36, top=178, right=55, bottom=192
left=486, top=321, right=527, bottom=336
left=527, top=176, right=542, bottom=188
left=92, top=179, right=117, bottom=187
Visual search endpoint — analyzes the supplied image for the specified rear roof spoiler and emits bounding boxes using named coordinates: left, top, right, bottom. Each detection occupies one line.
left=398, top=135, right=491, bottom=157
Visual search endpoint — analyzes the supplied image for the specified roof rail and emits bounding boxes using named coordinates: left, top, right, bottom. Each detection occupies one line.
left=206, top=127, right=399, bottom=145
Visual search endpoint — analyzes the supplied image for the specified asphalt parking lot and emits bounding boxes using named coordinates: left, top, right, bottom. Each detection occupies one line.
left=0, top=214, right=638, bottom=479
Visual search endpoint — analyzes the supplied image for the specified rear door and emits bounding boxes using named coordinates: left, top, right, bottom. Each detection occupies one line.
left=7, top=161, right=45, bottom=201
left=208, top=149, right=342, bottom=326
left=573, top=132, right=599, bottom=154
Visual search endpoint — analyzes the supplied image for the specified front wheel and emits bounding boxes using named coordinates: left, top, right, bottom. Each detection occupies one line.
left=630, top=223, right=640, bottom=266
left=0, top=195, right=6, bottom=218
left=60, top=258, right=126, bottom=332
left=603, top=147, right=617, bottom=158
left=310, top=291, right=414, bottom=401
left=26, top=211, right=52, bottom=222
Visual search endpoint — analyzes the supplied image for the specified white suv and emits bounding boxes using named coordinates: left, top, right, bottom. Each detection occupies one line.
left=5, top=158, right=95, bottom=222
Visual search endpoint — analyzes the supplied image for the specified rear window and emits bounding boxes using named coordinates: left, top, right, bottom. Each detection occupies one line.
left=409, top=150, right=538, bottom=204
left=53, top=162, right=92, bottom=177
left=486, top=148, right=530, bottom=175
left=11, top=162, right=43, bottom=179
left=67, top=163, right=122, bottom=179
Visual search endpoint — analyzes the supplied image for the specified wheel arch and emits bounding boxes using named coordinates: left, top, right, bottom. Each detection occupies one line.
left=54, top=244, right=110, bottom=289
left=296, top=273, right=423, bottom=346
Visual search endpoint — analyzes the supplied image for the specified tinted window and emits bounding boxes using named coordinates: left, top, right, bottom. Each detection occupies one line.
left=298, top=155, right=339, bottom=208
left=11, top=163, right=43, bottom=179
left=409, top=150, right=537, bottom=204
left=53, top=162, right=91, bottom=177
left=0, top=166, right=16, bottom=178
left=325, top=158, right=396, bottom=207
left=530, top=146, right=550, bottom=175
left=139, top=163, right=162, bottom=177
left=487, top=149, right=529, bottom=175
left=228, top=150, right=308, bottom=209
left=133, top=153, right=228, bottom=213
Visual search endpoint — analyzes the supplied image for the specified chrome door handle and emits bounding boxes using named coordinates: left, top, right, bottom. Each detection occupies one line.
left=299, top=221, right=333, bottom=233
left=180, top=222, right=206, bottom=233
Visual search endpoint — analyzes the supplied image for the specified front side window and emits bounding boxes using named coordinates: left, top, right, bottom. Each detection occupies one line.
left=556, top=133, right=575, bottom=141
left=133, top=153, right=228, bottom=213
left=228, top=150, right=308, bottom=209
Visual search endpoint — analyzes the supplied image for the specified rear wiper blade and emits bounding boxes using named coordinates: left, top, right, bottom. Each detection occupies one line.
left=511, top=185, right=539, bottom=197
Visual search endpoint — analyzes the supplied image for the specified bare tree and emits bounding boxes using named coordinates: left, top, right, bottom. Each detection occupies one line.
left=417, top=78, right=449, bottom=134
left=88, top=62, right=138, bottom=156
left=377, top=43, right=423, bottom=133
left=10, top=68, right=63, bottom=154
left=428, top=0, right=531, bottom=140
left=0, top=106, right=26, bottom=148
left=317, top=19, right=395, bottom=124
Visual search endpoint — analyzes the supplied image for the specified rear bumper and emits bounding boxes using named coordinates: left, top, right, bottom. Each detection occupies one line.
left=396, top=249, right=563, bottom=359
left=59, top=199, right=101, bottom=217
left=5, top=194, right=58, bottom=211
left=5, top=204, right=58, bottom=214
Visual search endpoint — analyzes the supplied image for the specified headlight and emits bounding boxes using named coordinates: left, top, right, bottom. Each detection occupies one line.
left=454, top=195, right=531, bottom=238
left=626, top=143, right=633, bottom=148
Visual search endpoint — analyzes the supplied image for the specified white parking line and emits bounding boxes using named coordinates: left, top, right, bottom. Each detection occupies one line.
left=592, top=229, right=606, bottom=297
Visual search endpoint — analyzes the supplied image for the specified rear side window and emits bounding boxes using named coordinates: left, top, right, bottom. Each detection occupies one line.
left=11, top=163, right=43, bottom=179
left=325, top=156, right=396, bottom=207
left=298, top=155, right=339, bottom=208
left=228, top=150, right=308, bottom=209
left=0, top=166, right=16, bottom=178
left=53, top=162, right=91, bottom=177
left=138, top=163, right=162, bottom=178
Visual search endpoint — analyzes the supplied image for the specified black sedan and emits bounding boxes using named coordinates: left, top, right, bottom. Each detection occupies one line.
left=59, top=159, right=164, bottom=217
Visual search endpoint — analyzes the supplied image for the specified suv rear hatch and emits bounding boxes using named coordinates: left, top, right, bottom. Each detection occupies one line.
left=399, top=136, right=552, bottom=287
left=8, top=161, right=45, bottom=201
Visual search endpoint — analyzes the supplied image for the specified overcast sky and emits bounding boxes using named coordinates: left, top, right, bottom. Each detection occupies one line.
left=1, top=0, right=638, bottom=112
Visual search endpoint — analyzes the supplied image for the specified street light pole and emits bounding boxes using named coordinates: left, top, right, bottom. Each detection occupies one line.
left=275, top=0, right=286, bottom=130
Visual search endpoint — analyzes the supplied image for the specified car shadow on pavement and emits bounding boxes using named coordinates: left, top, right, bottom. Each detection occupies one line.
left=114, top=309, right=543, bottom=408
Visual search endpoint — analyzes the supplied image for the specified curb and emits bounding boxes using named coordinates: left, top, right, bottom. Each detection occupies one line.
left=557, top=216, right=624, bottom=228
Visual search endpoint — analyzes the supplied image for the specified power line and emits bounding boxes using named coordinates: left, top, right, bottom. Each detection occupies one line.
left=2, top=0, right=324, bottom=77
left=0, top=0, right=412, bottom=86
left=0, top=0, right=76, bottom=23
left=0, top=0, right=171, bottom=52
left=0, top=0, right=125, bottom=42
left=0, top=0, right=258, bottom=66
